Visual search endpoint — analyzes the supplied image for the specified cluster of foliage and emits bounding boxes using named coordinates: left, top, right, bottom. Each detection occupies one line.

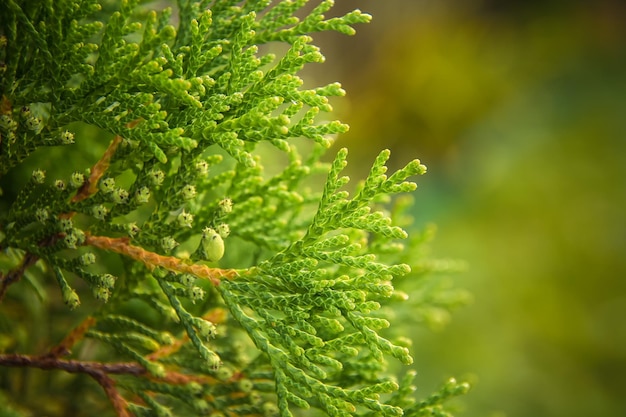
left=0, top=1, right=469, bottom=416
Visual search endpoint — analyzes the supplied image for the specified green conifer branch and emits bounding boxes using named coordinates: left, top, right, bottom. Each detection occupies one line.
left=0, top=1, right=470, bottom=416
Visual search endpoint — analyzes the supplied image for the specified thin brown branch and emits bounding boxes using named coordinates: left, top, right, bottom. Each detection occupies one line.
left=0, top=353, right=144, bottom=417
left=0, top=233, right=66, bottom=302
left=0, top=353, right=147, bottom=375
left=0, top=353, right=220, bottom=414
left=85, top=234, right=238, bottom=286
left=0, top=252, right=39, bottom=302
left=92, top=371, right=133, bottom=417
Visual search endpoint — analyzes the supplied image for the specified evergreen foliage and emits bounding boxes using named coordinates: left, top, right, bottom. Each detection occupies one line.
left=0, top=1, right=469, bottom=416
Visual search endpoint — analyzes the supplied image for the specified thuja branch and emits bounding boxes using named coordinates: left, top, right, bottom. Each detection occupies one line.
left=85, top=234, right=238, bottom=285
left=0, top=0, right=470, bottom=415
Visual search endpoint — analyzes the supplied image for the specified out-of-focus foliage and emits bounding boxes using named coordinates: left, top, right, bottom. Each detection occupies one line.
left=314, top=1, right=626, bottom=416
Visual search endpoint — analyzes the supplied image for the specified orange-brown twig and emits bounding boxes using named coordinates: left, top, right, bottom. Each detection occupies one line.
left=148, top=308, right=228, bottom=361
left=0, top=95, right=12, bottom=115
left=72, top=119, right=140, bottom=204
left=85, top=234, right=238, bottom=286
left=72, top=135, right=123, bottom=203
left=153, top=369, right=217, bottom=385
left=95, top=371, right=132, bottom=417
left=47, top=316, right=97, bottom=358
left=147, top=334, right=186, bottom=361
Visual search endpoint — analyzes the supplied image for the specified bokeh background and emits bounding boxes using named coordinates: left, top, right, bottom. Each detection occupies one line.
left=307, top=1, right=626, bottom=416
left=1, top=1, right=624, bottom=416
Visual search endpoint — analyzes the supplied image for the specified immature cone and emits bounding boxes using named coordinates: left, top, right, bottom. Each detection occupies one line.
left=202, top=227, right=224, bottom=262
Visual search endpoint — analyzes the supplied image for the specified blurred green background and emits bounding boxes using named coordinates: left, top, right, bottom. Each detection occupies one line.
left=2, top=1, right=625, bottom=416
left=309, top=1, right=626, bottom=416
